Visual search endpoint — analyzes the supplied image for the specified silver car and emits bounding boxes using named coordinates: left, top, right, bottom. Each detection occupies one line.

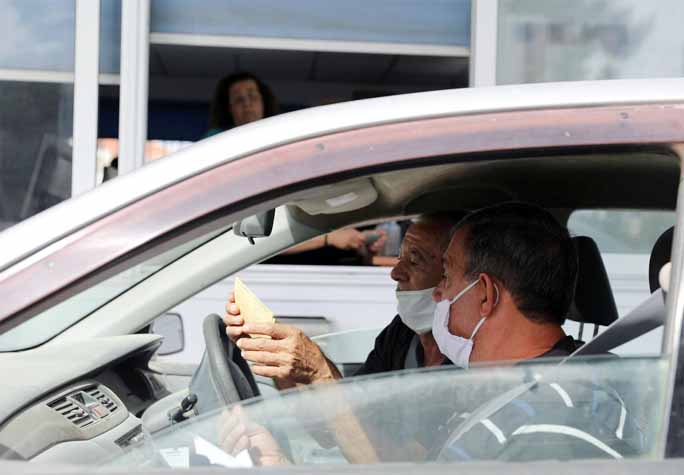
left=0, top=78, right=683, bottom=473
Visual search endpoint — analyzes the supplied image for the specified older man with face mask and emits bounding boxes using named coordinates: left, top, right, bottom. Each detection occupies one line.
left=224, top=214, right=462, bottom=388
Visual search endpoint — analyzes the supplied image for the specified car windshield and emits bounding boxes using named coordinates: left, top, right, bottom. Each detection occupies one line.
left=108, top=356, right=668, bottom=469
left=0, top=225, right=232, bottom=352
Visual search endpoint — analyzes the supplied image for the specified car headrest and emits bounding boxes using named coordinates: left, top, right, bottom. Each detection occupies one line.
left=650, top=226, right=674, bottom=293
left=568, top=236, right=619, bottom=326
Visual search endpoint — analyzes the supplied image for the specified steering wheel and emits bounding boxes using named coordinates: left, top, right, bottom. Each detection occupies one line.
left=195, top=314, right=297, bottom=462
left=189, top=313, right=260, bottom=413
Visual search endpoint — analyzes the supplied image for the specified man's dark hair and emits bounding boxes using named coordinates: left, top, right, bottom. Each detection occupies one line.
left=208, top=72, right=279, bottom=130
left=455, top=202, right=578, bottom=325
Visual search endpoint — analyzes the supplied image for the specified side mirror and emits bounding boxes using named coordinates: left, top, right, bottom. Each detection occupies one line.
left=234, top=209, right=275, bottom=244
left=151, top=312, right=185, bottom=356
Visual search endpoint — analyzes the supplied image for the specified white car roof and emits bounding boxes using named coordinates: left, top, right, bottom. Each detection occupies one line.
left=1, top=78, right=684, bottom=271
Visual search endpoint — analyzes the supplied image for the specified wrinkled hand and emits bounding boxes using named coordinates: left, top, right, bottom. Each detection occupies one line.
left=326, top=228, right=366, bottom=251
left=219, top=406, right=288, bottom=466
left=224, top=292, right=247, bottom=343
left=236, top=323, right=340, bottom=387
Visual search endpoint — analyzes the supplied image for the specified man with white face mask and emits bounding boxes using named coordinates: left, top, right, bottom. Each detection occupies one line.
left=426, top=203, right=644, bottom=462
left=355, top=213, right=463, bottom=375
left=224, top=214, right=462, bottom=387
left=432, top=202, right=580, bottom=369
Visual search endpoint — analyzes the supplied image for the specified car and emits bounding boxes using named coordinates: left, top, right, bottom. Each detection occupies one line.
left=0, top=78, right=683, bottom=473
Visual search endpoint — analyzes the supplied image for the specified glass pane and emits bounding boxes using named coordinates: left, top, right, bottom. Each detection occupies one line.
left=0, top=81, right=73, bottom=228
left=100, top=0, right=122, bottom=74
left=108, top=357, right=668, bottom=468
left=97, top=84, right=119, bottom=183
left=0, top=0, right=75, bottom=71
left=568, top=210, right=675, bottom=255
left=151, top=0, right=470, bottom=47
left=497, top=0, right=684, bottom=84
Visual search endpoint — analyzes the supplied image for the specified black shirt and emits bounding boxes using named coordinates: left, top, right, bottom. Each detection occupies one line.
left=353, top=315, right=418, bottom=377
left=538, top=335, right=582, bottom=357
left=353, top=316, right=581, bottom=377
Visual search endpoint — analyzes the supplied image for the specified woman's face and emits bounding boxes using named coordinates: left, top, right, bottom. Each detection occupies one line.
left=228, top=79, right=264, bottom=126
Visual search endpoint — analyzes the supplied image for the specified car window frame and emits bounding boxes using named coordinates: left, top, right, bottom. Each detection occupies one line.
left=662, top=184, right=684, bottom=456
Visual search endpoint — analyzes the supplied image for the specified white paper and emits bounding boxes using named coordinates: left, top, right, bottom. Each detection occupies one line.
left=194, top=435, right=253, bottom=468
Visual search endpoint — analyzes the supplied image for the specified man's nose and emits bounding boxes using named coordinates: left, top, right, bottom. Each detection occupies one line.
left=390, top=263, right=407, bottom=282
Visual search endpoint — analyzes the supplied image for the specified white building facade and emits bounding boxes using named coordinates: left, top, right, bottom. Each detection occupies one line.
left=1, top=0, right=683, bottom=228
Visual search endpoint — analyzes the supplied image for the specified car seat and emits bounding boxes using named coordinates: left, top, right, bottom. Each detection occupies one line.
left=649, top=226, right=674, bottom=293
left=568, top=236, right=619, bottom=340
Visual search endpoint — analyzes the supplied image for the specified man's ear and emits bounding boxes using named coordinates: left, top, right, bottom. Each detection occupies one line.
left=478, top=273, right=499, bottom=317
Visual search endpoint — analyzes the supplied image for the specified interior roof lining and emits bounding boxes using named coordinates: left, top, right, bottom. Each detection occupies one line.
left=287, top=145, right=680, bottom=230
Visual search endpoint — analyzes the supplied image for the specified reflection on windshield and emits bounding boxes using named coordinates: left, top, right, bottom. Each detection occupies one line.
left=110, top=356, right=667, bottom=468
left=0, top=225, right=231, bottom=352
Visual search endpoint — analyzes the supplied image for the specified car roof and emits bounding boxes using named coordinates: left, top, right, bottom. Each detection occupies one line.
left=2, top=78, right=684, bottom=272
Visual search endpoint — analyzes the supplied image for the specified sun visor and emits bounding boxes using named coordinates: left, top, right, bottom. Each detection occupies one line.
left=292, top=178, right=378, bottom=215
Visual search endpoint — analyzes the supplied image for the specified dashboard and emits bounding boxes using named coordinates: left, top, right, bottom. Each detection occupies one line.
left=0, top=334, right=167, bottom=463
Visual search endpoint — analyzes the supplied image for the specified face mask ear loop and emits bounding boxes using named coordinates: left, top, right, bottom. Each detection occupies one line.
left=469, top=316, right=487, bottom=340
left=449, top=280, right=479, bottom=304
left=469, top=280, right=498, bottom=340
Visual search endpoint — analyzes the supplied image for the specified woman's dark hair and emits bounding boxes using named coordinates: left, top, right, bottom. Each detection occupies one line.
left=455, top=202, right=578, bottom=325
left=208, top=72, right=279, bottom=130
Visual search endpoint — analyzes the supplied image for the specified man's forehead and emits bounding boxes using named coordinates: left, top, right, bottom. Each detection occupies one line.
left=404, top=223, right=439, bottom=246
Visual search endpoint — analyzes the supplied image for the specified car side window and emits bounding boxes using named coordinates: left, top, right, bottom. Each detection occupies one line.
left=567, top=209, right=675, bottom=355
left=568, top=210, right=675, bottom=255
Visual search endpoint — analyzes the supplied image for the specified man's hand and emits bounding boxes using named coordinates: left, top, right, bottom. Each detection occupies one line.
left=219, top=406, right=288, bottom=466
left=236, top=322, right=341, bottom=387
left=224, top=291, right=247, bottom=343
left=224, top=291, right=341, bottom=387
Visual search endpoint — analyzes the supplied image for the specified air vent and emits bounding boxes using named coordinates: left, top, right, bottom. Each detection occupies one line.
left=86, top=387, right=118, bottom=414
left=48, top=397, right=95, bottom=428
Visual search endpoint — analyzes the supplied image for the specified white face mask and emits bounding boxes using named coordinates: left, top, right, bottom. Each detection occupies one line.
left=432, top=280, right=487, bottom=369
left=396, top=287, right=437, bottom=334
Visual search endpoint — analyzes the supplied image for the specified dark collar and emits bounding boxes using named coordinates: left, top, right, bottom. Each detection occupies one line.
left=537, top=335, right=581, bottom=358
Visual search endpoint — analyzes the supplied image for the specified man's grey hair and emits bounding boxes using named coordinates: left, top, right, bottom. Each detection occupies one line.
left=414, top=212, right=468, bottom=250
